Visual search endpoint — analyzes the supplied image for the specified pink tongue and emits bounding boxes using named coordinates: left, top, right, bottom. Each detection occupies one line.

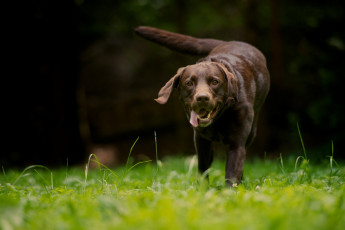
left=190, top=111, right=198, bottom=127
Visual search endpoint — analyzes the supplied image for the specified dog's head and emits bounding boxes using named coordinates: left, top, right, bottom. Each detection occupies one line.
left=155, top=62, right=238, bottom=128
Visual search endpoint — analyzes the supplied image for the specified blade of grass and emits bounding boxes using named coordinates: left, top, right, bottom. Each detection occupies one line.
left=279, top=153, right=286, bottom=174
left=329, top=141, right=334, bottom=175
left=295, top=156, right=304, bottom=171
left=328, top=141, right=340, bottom=181
left=297, top=123, right=308, bottom=159
left=13, top=165, right=54, bottom=189
left=154, top=131, right=159, bottom=174
left=91, top=157, right=118, bottom=179
left=127, top=160, right=152, bottom=171
left=85, top=153, right=119, bottom=191
left=126, top=137, right=140, bottom=170
left=86, top=153, right=119, bottom=180
left=123, top=136, right=152, bottom=177
left=187, top=155, right=197, bottom=177
left=84, top=153, right=93, bottom=184
left=2, top=165, right=6, bottom=182
left=33, top=169, right=53, bottom=193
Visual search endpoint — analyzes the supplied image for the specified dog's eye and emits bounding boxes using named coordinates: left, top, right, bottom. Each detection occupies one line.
left=186, top=81, right=194, bottom=87
left=211, top=79, right=219, bottom=85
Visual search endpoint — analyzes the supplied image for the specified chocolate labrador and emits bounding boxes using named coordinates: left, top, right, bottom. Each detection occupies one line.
left=135, top=26, right=270, bottom=186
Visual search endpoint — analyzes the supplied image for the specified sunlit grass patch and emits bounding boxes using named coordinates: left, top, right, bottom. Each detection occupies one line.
left=1, top=153, right=344, bottom=230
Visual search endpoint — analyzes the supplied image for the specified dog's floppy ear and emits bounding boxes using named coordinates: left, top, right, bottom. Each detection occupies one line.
left=215, top=63, right=238, bottom=102
left=155, top=67, right=185, bottom=104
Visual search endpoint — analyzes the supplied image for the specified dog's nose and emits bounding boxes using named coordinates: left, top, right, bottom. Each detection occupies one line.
left=196, top=93, right=210, bottom=103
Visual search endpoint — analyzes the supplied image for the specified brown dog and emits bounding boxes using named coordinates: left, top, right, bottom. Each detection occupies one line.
left=135, top=26, right=270, bottom=186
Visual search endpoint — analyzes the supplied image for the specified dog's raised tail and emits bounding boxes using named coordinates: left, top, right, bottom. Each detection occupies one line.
left=135, top=26, right=224, bottom=55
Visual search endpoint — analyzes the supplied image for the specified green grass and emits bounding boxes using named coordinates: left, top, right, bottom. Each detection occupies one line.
left=1, top=153, right=345, bottom=230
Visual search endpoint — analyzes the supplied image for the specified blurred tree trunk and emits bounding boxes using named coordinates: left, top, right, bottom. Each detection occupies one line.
left=2, top=0, right=85, bottom=166
left=175, top=0, right=188, bottom=33
left=270, top=0, right=283, bottom=86
left=266, top=0, right=289, bottom=151
left=243, top=0, right=259, bottom=45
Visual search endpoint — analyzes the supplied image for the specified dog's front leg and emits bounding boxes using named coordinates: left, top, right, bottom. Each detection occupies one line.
left=225, top=145, right=246, bottom=186
left=194, top=131, right=213, bottom=177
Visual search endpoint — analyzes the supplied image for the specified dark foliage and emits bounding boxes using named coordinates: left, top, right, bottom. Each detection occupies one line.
left=2, top=0, right=344, bottom=167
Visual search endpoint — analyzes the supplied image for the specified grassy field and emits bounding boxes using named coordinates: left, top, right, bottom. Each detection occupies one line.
left=1, top=152, right=344, bottom=230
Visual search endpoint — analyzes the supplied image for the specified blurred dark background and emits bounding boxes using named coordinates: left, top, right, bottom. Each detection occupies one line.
left=2, top=0, right=344, bottom=167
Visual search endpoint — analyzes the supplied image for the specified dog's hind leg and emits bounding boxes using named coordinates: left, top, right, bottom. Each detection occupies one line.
left=245, top=114, right=259, bottom=147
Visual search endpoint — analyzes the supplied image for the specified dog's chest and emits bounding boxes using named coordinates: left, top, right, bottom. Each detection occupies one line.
left=194, top=108, right=238, bottom=142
